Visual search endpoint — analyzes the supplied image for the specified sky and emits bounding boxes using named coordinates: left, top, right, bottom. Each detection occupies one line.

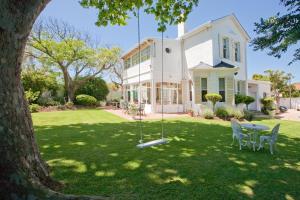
left=39, top=0, right=300, bottom=82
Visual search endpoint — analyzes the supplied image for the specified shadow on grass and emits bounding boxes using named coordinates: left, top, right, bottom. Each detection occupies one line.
left=35, top=120, right=300, bottom=200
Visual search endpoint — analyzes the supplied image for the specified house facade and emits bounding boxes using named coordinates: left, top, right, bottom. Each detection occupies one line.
left=122, top=14, right=271, bottom=114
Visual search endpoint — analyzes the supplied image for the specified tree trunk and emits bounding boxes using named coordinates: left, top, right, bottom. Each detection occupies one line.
left=0, top=1, right=106, bottom=199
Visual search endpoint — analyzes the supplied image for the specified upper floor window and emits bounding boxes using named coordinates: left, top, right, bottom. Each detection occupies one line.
left=124, top=58, right=131, bottom=69
left=201, top=78, right=208, bottom=102
left=141, top=46, right=150, bottom=62
left=234, top=42, right=241, bottom=62
left=222, top=37, right=230, bottom=59
left=219, top=78, right=225, bottom=102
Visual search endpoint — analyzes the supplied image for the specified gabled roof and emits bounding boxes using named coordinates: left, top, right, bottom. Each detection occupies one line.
left=214, top=61, right=235, bottom=68
left=179, top=14, right=251, bottom=41
left=189, top=61, right=238, bottom=71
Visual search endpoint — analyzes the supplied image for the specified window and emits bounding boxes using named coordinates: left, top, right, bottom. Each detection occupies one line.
left=201, top=78, right=208, bottom=102
left=223, top=37, right=230, bottom=59
left=141, top=46, right=150, bottom=62
left=141, top=82, right=151, bottom=104
left=189, top=81, right=193, bottom=101
left=126, top=85, right=131, bottom=102
left=131, top=53, right=139, bottom=66
left=124, top=58, right=131, bottom=69
left=156, top=82, right=182, bottom=105
left=234, top=42, right=241, bottom=62
left=132, top=84, right=138, bottom=103
left=237, top=81, right=241, bottom=94
left=219, top=78, right=226, bottom=102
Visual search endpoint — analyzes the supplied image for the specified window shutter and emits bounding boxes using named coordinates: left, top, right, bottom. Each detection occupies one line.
left=194, top=76, right=201, bottom=104
left=226, top=76, right=234, bottom=105
left=239, top=81, right=246, bottom=95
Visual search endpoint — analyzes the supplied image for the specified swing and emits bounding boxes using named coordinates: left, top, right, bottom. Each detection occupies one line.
left=135, top=9, right=168, bottom=149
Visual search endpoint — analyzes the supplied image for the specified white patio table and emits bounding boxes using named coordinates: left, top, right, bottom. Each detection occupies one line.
left=241, top=123, right=270, bottom=151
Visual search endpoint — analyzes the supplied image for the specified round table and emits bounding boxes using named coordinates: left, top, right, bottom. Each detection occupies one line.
left=241, top=123, right=270, bottom=151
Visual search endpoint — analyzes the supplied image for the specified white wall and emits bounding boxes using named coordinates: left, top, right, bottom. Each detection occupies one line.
left=248, top=81, right=271, bottom=111
left=123, top=59, right=152, bottom=84
left=280, top=98, right=300, bottom=109
left=183, top=28, right=214, bottom=68
left=152, top=39, right=182, bottom=83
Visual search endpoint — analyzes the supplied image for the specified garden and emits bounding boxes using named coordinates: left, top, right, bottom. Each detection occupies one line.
left=33, top=109, right=300, bottom=199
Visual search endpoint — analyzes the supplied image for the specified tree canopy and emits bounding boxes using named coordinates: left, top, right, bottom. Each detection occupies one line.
left=251, top=0, right=300, bottom=65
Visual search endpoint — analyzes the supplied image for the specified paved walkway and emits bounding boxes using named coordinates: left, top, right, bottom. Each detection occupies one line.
left=277, top=109, right=300, bottom=121
left=105, top=108, right=188, bottom=120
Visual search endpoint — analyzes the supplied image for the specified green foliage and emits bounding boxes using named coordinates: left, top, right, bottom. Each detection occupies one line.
left=80, top=0, right=199, bottom=32
left=252, top=0, right=300, bottom=64
left=25, top=89, right=40, bottom=104
left=21, top=68, right=59, bottom=97
left=205, top=93, right=222, bottom=111
left=252, top=74, right=270, bottom=81
left=75, top=94, right=97, bottom=106
left=65, top=102, right=74, bottom=109
left=202, top=109, right=214, bottom=119
left=232, top=109, right=244, bottom=120
left=75, top=77, right=109, bottom=101
left=29, top=104, right=41, bottom=113
left=244, top=96, right=255, bottom=110
left=215, top=107, right=230, bottom=120
left=235, top=94, right=245, bottom=105
left=261, top=97, right=275, bottom=115
left=244, top=110, right=254, bottom=121
left=37, top=97, right=61, bottom=106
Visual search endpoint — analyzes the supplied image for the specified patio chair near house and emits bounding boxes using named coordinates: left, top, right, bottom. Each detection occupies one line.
left=257, top=124, right=280, bottom=154
left=231, top=119, right=250, bottom=150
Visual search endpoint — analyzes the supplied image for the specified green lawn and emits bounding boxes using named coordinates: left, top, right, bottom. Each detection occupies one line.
left=33, top=109, right=300, bottom=200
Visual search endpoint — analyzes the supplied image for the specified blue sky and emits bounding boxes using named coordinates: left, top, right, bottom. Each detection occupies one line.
left=39, top=0, right=300, bottom=82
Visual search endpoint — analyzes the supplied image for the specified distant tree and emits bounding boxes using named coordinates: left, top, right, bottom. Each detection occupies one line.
left=252, top=0, right=300, bottom=65
left=263, top=70, right=293, bottom=106
left=252, top=74, right=270, bottom=81
left=28, top=19, right=121, bottom=102
left=75, top=77, right=109, bottom=101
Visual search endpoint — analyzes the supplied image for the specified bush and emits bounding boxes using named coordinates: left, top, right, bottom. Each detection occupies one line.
left=65, top=102, right=74, bottom=109
left=29, top=104, right=41, bottom=113
left=244, top=110, right=254, bottom=121
left=232, top=109, right=244, bottom=120
left=215, top=107, right=230, bottom=119
left=25, top=89, right=40, bottom=104
left=205, top=93, right=222, bottom=111
left=75, top=77, right=109, bottom=101
left=260, top=97, right=275, bottom=115
left=75, top=94, right=97, bottom=106
left=37, top=96, right=61, bottom=106
left=244, top=96, right=255, bottom=110
left=203, top=109, right=214, bottom=119
left=235, top=94, right=245, bottom=105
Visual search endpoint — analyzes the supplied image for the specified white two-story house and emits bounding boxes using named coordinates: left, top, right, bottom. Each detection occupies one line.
left=122, top=14, right=271, bottom=114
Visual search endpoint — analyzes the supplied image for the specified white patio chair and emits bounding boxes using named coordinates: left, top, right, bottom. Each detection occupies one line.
left=231, top=119, right=250, bottom=150
left=257, top=124, right=280, bottom=154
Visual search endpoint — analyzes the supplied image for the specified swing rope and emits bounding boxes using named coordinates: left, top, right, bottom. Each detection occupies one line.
left=137, top=8, right=143, bottom=144
left=136, top=9, right=167, bottom=148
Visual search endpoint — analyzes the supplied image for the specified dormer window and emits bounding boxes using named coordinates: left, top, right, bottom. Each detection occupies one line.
left=222, top=37, right=230, bottom=59
left=234, top=42, right=241, bottom=62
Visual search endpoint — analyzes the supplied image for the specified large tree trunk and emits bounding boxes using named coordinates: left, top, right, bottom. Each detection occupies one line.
left=0, top=1, right=105, bottom=199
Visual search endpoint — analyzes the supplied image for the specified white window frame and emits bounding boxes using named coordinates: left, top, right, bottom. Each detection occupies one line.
left=222, top=37, right=230, bottom=59
left=234, top=42, right=241, bottom=62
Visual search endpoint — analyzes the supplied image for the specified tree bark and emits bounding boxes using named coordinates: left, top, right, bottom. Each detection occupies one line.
left=0, top=1, right=106, bottom=199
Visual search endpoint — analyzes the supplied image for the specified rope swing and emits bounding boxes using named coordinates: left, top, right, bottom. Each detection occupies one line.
left=136, top=9, right=168, bottom=148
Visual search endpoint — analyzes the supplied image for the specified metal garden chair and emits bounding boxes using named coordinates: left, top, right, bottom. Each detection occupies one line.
left=231, top=119, right=250, bottom=150
left=257, top=124, right=280, bottom=154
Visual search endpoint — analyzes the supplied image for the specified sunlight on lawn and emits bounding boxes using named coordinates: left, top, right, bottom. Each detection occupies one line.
left=33, top=109, right=300, bottom=199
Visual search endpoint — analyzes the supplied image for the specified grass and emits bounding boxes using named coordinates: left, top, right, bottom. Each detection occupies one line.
left=33, top=109, right=300, bottom=200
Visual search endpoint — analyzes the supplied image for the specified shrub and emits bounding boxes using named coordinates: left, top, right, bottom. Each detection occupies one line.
left=260, top=97, right=275, bottom=115
left=75, top=77, right=109, bottom=101
left=244, top=110, right=254, bottom=121
left=65, top=102, right=74, bottom=109
left=37, top=96, right=60, bottom=106
left=215, top=107, right=230, bottom=120
left=235, top=94, right=245, bottom=105
left=29, top=104, right=40, bottom=113
left=25, top=89, right=40, bottom=104
left=205, top=93, right=222, bottom=111
left=244, top=96, right=255, bottom=110
left=203, top=109, right=214, bottom=119
left=75, top=94, right=97, bottom=106
left=232, top=109, right=244, bottom=120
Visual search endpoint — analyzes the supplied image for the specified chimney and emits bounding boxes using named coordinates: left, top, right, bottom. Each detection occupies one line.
left=178, top=22, right=186, bottom=38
